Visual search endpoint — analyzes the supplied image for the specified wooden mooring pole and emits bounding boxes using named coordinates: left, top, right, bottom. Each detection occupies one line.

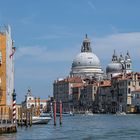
left=53, top=100, right=56, bottom=126
left=59, top=100, right=62, bottom=125
left=18, top=107, right=20, bottom=125
left=20, top=107, right=23, bottom=126
left=29, top=108, right=32, bottom=126
left=25, top=108, right=28, bottom=127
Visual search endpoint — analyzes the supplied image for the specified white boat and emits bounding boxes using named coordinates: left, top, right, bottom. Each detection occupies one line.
left=116, top=105, right=126, bottom=115
left=116, top=111, right=126, bottom=115
left=56, top=111, right=74, bottom=117
left=32, top=116, right=51, bottom=124
left=84, top=111, right=94, bottom=116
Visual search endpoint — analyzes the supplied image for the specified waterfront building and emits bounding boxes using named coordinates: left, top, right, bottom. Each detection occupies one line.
left=70, top=35, right=104, bottom=81
left=53, top=77, right=83, bottom=112
left=72, top=83, right=84, bottom=112
left=111, top=72, right=140, bottom=113
left=106, top=51, right=132, bottom=79
left=96, top=80, right=111, bottom=113
left=0, top=25, right=15, bottom=106
left=22, top=89, right=48, bottom=112
left=79, top=81, right=98, bottom=112
left=131, top=89, right=140, bottom=113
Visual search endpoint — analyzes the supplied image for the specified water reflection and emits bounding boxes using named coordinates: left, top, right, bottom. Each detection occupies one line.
left=0, top=133, right=16, bottom=140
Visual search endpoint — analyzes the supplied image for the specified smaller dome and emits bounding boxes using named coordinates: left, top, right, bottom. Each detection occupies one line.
left=106, top=62, right=122, bottom=73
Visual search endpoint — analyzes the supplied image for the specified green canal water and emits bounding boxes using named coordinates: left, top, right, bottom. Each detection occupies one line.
left=0, top=114, right=140, bottom=140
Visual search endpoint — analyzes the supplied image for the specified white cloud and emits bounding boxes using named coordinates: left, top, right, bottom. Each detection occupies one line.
left=15, top=46, right=47, bottom=59
left=15, top=45, right=78, bottom=63
left=93, top=32, right=140, bottom=60
left=16, top=32, right=140, bottom=65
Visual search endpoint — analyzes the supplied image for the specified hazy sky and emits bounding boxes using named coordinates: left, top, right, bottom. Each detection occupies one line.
left=0, top=0, right=140, bottom=103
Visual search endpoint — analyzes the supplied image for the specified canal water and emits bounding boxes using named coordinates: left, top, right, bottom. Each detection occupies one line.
left=0, top=114, right=140, bottom=140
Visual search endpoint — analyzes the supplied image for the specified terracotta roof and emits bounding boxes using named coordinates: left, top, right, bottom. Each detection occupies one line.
left=99, top=80, right=111, bottom=87
left=66, top=77, right=83, bottom=83
left=112, top=72, right=140, bottom=81
left=55, top=76, right=83, bottom=83
left=72, top=83, right=84, bottom=88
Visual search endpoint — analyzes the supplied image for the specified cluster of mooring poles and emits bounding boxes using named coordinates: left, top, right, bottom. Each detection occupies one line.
left=53, top=100, right=62, bottom=126
left=17, top=108, right=33, bottom=127
left=12, top=90, right=33, bottom=127
left=12, top=92, right=63, bottom=127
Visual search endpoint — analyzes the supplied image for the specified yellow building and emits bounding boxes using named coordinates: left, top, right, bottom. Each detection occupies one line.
left=0, top=25, right=15, bottom=109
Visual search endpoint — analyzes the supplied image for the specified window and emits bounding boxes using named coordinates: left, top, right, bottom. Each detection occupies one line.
left=128, top=88, right=131, bottom=93
left=40, top=104, right=43, bottom=109
left=139, top=82, right=140, bottom=86
left=128, top=81, right=131, bottom=86
left=127, top=64, right=130, bottom=68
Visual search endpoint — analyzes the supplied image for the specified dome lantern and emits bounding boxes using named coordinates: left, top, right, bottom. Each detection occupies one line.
left=81, top=34, right=92, bottom=53
left=112, top=50, right=118, bottom=62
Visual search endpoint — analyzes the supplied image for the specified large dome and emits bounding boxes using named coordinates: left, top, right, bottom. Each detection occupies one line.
left=70, top=35, right=104, bottom=80
left=72, top=52, right=101, bottom=68
left=106, top=62, right=122, bottom=73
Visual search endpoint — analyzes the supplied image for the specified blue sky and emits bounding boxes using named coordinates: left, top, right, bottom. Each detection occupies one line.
left=0, top=0, right=140, bottom=103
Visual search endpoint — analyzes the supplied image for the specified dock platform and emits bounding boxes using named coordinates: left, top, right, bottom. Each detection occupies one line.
left=0, top=124, right=17, bottom=134
left=0, top=120, right=17, bottom=134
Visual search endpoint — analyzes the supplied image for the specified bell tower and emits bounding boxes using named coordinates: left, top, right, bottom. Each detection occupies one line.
left=125, top=51, right=132, bottom=73
left=112, top=50, right=118, bottom=62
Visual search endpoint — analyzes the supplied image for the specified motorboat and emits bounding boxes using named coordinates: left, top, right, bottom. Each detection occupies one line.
left=84, top=111, right=94, bottom=116
left=116, top=105, right=126, bottom=115
left=116, top=111, right=126, bottom=115
left=32, top=114, right=52, bottom=124
left=63, top=111, right=74, bottom=116
left=56, top=111, right=74, bottom=117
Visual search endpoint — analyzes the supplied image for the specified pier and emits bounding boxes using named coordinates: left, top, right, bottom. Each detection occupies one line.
left=0, top=123, right=17, bottom=134
left=0, top=106, right=17, bottom=134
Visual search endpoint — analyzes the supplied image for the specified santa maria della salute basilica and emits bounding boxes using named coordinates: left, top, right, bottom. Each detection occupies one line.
left=70, top=34, right=132, bottom=80
left=53, top=34, right=139, bottom=114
